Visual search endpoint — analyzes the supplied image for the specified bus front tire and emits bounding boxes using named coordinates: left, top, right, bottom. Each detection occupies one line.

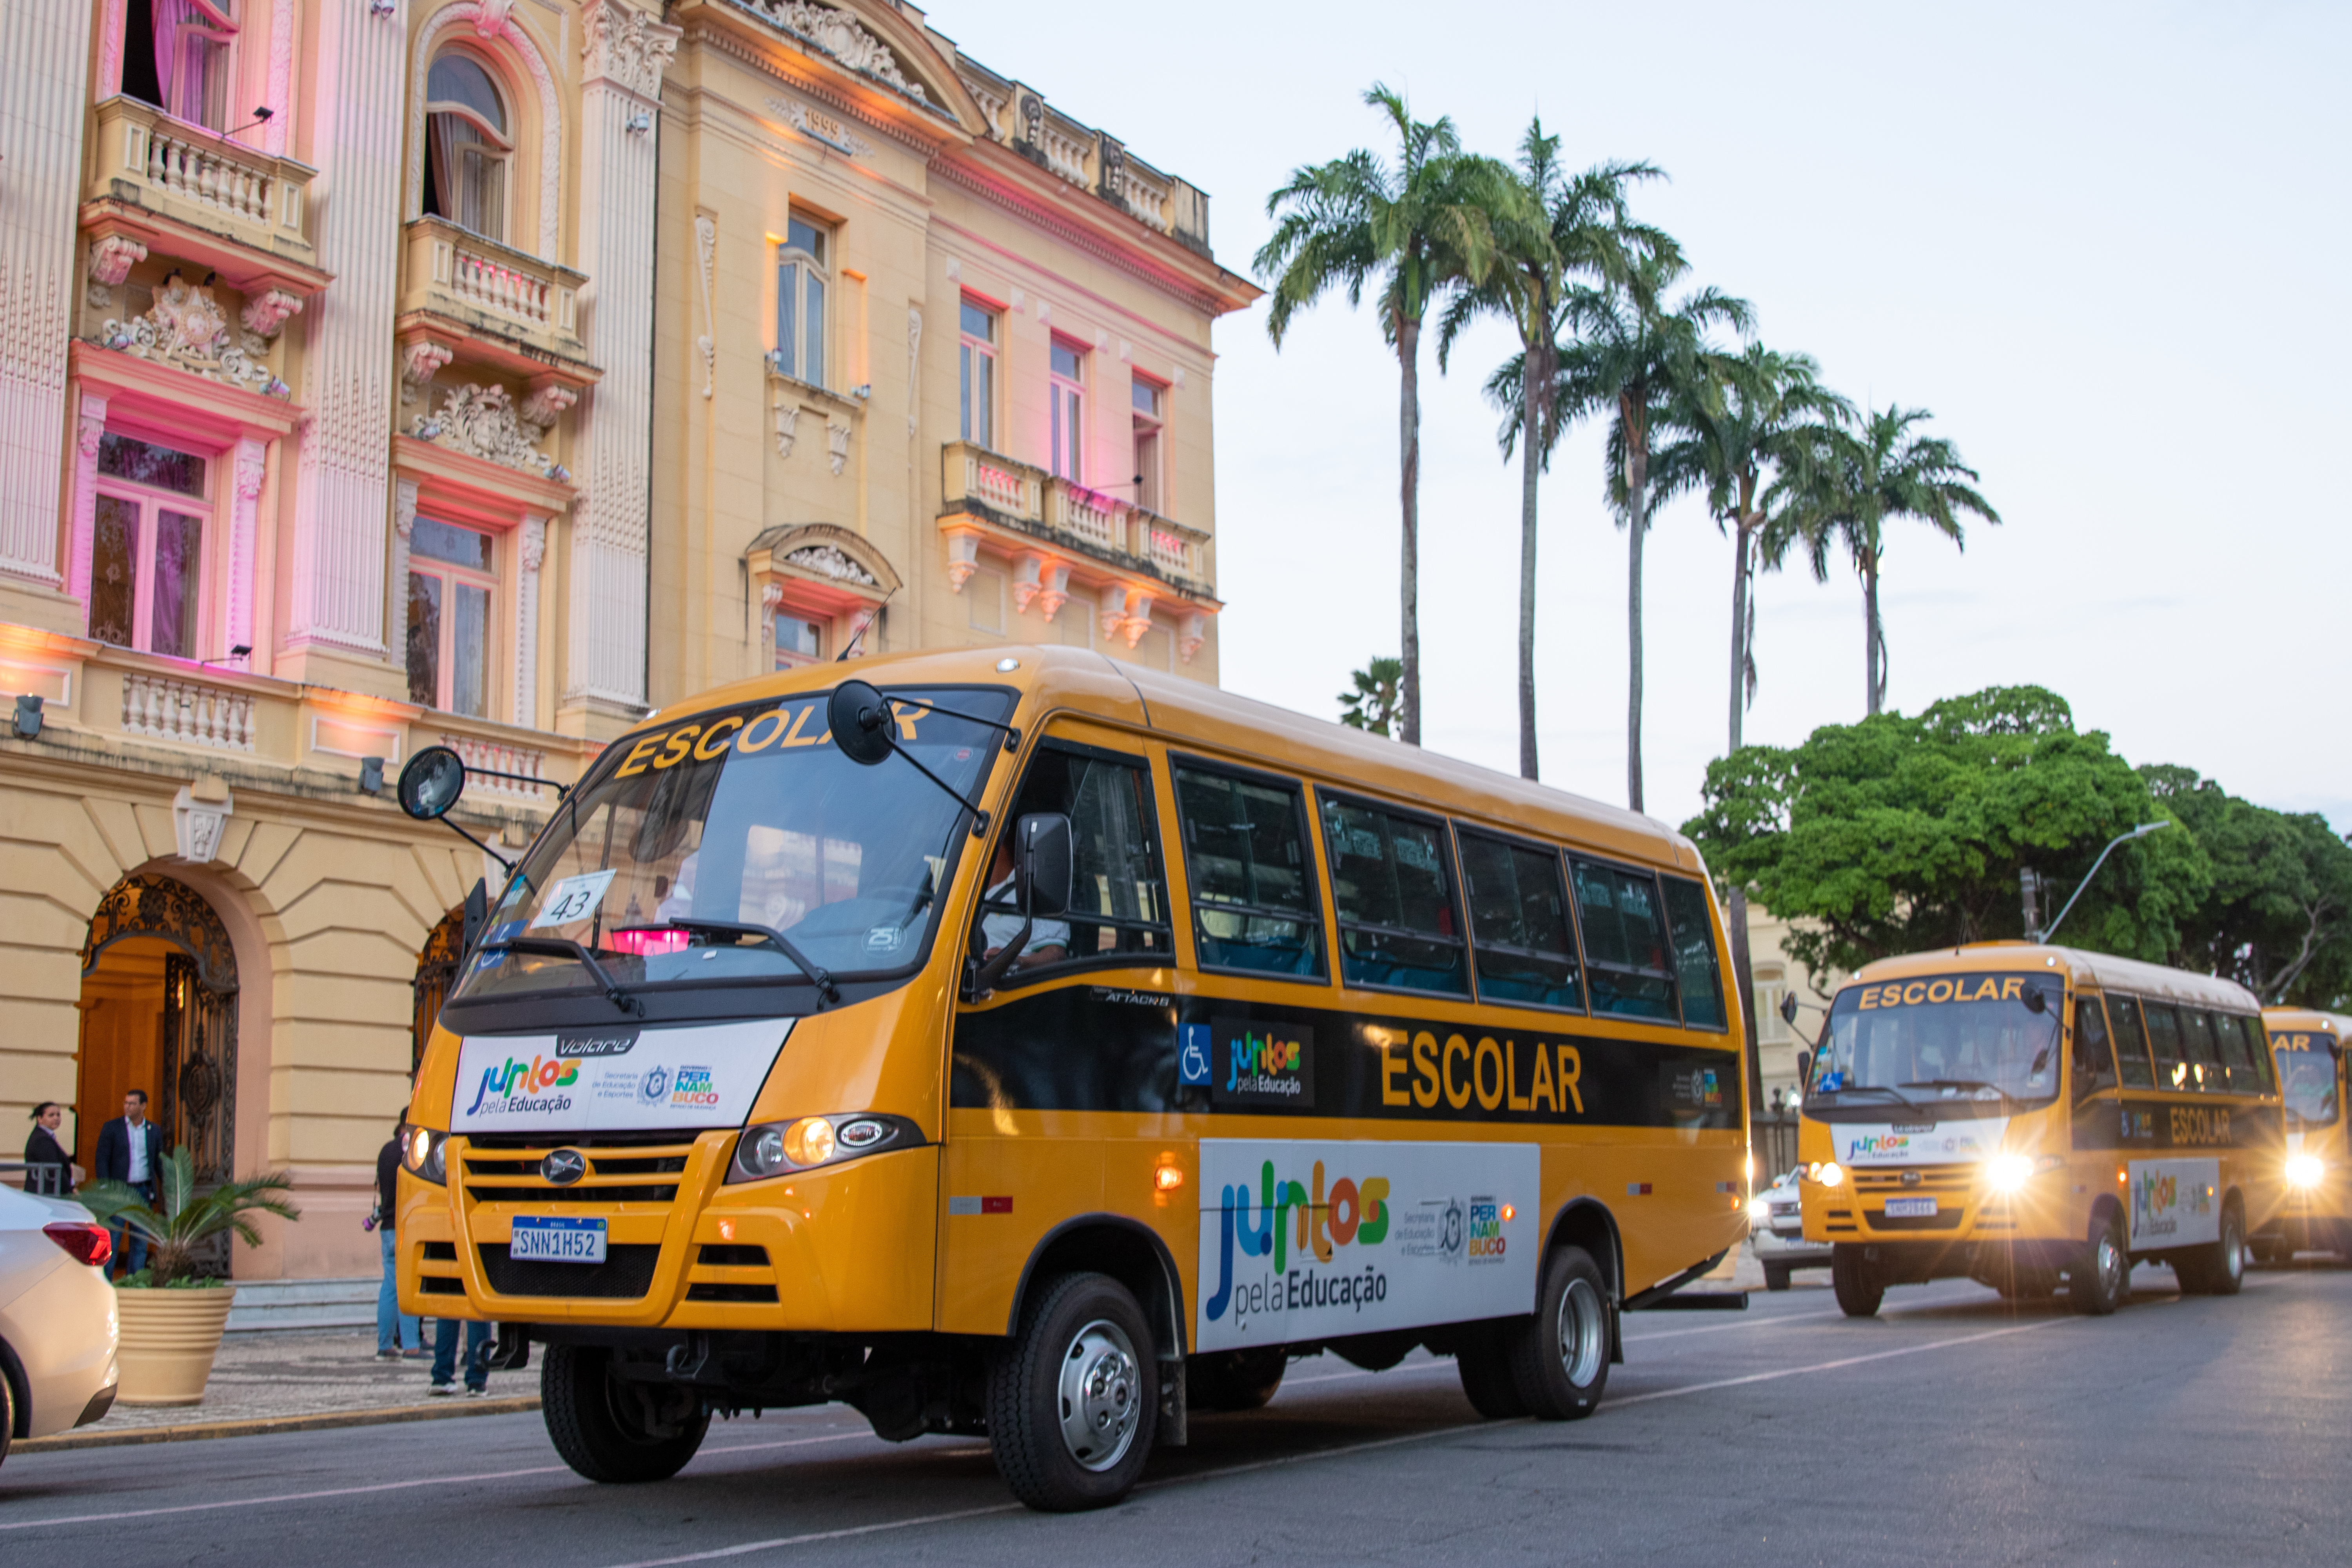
left=1503, top=1246, right=1611, bottom=1419
left=541, top=1344, right=710, bottom=1484
left=985, top=1271, right=1157, bottom=1512
left=1185, top=1347, right=1286, bottom=1412
left=2176, top=1204, right=2247, bottom=1296
left=2070, top=1213, right=2129, bottom=1316
left=1831, top=1244, right=1884, bottom=1318
left=1762, top=1263, right=1792, bottom=1292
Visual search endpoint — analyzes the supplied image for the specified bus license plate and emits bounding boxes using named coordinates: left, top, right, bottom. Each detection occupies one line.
left=1883, top=1197, right=1936, bottom=1219
left=510, top=1216, right=606, bottom=1263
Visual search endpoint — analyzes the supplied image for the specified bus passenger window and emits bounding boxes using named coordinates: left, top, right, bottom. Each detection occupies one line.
left=1569, top=859, right=1677, bottom=1020
left=2180, top=1009, right=2225, bottom=1092
left=2214, top=1013, right=2262, bottom=1094
left=1318, top=794, right=1468, bottom=995
left=2072, top=997, right=2117, bottom=1098
left=1171, top=765, right=1326, bottom=979
left=974, top=744, right=1169, bottom=982
left=2233, top=1015, right=2276, bottom=1094
left=1657, top=876, right=1726, bottom=1029
left=2107, top=995, right=2156, bottom=1089
left=1457, top=831, right=1583, bottom=1010
left=2143, top=1002, right=2189, bottom=1091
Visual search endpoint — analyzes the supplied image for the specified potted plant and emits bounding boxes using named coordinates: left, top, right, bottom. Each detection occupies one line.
left=80, top=1148, right=300, bottom=1406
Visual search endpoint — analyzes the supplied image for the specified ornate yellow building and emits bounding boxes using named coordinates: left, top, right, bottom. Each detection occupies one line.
left=0, top=0, right=1252, bottom=1280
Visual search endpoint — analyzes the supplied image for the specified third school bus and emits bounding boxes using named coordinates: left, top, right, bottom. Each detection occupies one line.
left=1797, top=945, right=2282, bottom=1316
left=2265, top=1008, right=2349, bottom=1259
left=393, top=644, right=1747, bottom=1511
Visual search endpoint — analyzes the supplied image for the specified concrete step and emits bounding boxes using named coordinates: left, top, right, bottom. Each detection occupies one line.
left=224, top=1276, right=379, bottom=1333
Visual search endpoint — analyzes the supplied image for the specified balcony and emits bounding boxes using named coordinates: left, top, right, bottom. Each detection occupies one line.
left=953, top=65, right=1212, bottom=255
left=82, top=96, right=327, bottom=299
left=938, top=441, right=1214, bottom=601
left=397, top=217, right=597, bottom=386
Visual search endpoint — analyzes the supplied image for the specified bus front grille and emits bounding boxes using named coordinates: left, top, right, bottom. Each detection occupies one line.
left=1854, top=1164, right=1975, bottom=1196
left=479, top=1242, right=663, bottom=1299
left=1868, top=1210, right=1965, bottom=1231
left=465, top=1183, right=680, bottom=1205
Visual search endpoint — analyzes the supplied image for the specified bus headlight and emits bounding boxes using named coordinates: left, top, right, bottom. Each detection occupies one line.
left=399, top=1123, right=446, bottom=1185
left=1809, top=1161, right=1844, bottom=1189
left=1987, top=1153, right=2036, bottom=1192
left=728, top=1113, right=918, bottom=1183
left=2287, top=1154, right=2325, bottom=1189
left=1747, top=1194, right=1771, bottom=1223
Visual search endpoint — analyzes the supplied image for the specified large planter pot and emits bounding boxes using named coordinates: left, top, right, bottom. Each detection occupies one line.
left=114, top=1284, right=236, bottom=1406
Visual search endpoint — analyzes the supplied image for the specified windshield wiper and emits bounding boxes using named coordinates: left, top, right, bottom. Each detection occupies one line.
left=1814, top=1084, right=1922, bottom=1111
left=482, top=937, right=643, bottom=1016
left=666, top=918, right=840, bottom=1007
left=1901, top=1079, right=2007, bottom=1100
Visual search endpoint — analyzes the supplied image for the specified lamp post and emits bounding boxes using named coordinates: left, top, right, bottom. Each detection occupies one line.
left=2032, top=820, right=2172, bottom=944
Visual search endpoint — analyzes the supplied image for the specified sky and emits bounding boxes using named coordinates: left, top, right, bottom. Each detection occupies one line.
left=927, top=0, right=2352, bottom=837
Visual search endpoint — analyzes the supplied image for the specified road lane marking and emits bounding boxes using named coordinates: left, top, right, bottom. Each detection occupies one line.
left=1610, top=1316, right=2070, bottom=1407
left=1624, top=1309, right=1842, bottom=1342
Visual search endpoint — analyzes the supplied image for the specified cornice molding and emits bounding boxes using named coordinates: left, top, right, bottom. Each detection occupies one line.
left=678, top=14, right=968, bottom=159
left=929, top=154, right=1236, bottom=318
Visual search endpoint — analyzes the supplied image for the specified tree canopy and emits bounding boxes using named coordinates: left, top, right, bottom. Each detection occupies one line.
left=2143, top=765, right=2352, bottom=1007
left=1683, top=686, right=2211, bottom=976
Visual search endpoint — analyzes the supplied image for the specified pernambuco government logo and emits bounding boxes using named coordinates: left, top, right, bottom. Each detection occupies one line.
left=639, top=1065, right=671, bottom=1104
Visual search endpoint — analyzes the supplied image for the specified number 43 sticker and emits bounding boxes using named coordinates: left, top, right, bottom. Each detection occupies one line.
left=531, top=869, right=617, bottom=929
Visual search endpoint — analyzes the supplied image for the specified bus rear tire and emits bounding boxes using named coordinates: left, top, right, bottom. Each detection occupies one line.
left=1504, top=1246, right=1611, bottom=1419
left=1454, top=1323, right=1526, bottom=1418
left=1762, top=1262, right=1792, bottom=1292
left=2177, top=1204, right=2247, bottom=1296
left=985, top=1271, right=1157, bottom=1512
left=1831, top=1244, right=1884, bottom=1318
left=541, top=1344, right=710, bottom=1484
left=1185, top=1348, right=1285, bottom=1412
left=2070, top=1213, right=2129, bottom=1316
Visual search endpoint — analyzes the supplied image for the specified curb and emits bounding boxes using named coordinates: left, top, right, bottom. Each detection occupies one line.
left=16, top=1394, right=543, bottom=1453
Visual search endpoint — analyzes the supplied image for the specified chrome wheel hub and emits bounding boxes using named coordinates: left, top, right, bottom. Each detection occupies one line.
left=1056, top=1318, right=1140, bottom=1472
left=1557, top=1277, right=1606, bottom=1389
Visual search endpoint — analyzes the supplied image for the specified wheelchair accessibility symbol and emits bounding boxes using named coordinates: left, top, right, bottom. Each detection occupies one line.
left=1179, top=1023, right=1211, bottom=1086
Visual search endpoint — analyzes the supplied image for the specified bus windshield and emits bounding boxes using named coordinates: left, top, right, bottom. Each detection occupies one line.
left=2279, top=1050, right=2340, bottom=1127
left=1812, top=973, right=2062, bottom=1112
left=453, top=685, right=1009, bottom=1005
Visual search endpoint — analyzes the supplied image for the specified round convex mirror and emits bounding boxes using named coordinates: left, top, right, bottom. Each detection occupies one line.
left=826, top=680, right=894, bottom=766
left=396, top=745, right=468, bottom=820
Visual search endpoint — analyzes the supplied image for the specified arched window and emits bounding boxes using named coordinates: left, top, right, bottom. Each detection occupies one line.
left=422, top=52, right=512, bottom=244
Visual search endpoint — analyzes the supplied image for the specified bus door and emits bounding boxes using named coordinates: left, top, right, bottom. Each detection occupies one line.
left=936, top=728, right=1183, bottom=1335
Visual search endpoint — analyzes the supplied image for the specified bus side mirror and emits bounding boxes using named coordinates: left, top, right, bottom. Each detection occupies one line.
left=1014, top=813, right=1072, bottom=919
left=2023, top=987, right=2049, bottom=1014
left=1779, top=993, right=1800, bottom=1026
left=828, top=679, right=893, bottom=766
left=397, top=746, right=468, bottom=820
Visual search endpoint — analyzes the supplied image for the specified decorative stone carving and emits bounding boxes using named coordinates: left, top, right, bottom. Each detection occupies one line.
left=783, top=544, right=876, bottom=585
left=906, top=308, right=922, bottom=437
left=519, top=385, right=577, bottom=427
left=240, top=289, right=303, bottom=340
left=1020, top=94, right=1043, bottom=144
left=583, top=0, right=682, bottom=100
left=474, top=0, right=515, bottom=40
left=416, top=384, right=546, bottom=472
left=1120, top=591, right=1157, bottom=648
left=694, top=214, right=717, bottom=400
left=88, top=236, right=147, bottom=293
left=234, top=445, right=266, bottom=503
left=394, top=479, right=420, bottom=541
left=78, top=413, right=105, bottom=461
left=401, top=341, right=454, bottom=404
left=1180, top=610, right=1207, bottom=665
left=945, top=532, right=979, bottom=593
left=1035, top=561, right=1071, bottom=622
left=826, top=419, right=851, bottom=477
left=760, top=581, right=784, bottom=612
left=764, top=95, right=870, bottom=157
left=521, top=515, right=547, bottom=572
left=100, top=276, right=288, bottom=399
left=773, top=401, right=800, bottom=457
left=739, top=1, right=929, bottom=101
left=172, top=782, right=235, bottom=864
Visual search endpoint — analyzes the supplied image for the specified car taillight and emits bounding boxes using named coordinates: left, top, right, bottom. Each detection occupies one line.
left=44, top=1221, right=113, bottom=1268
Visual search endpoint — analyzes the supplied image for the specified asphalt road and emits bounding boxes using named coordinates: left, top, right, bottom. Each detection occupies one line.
left=7, top=1261, right=2347, bottom=1566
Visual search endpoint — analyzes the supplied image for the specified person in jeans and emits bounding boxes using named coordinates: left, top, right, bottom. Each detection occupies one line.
left=430, top=1316, right=492, bottom=1396
left=94, top=1090, right=163, bottom=1278
left=374, top=1120, right=423, bottom=1360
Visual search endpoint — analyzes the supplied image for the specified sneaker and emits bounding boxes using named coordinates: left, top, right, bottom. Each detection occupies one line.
left=376, top=1349, right=400, bottom=1361
left=429, top=1381, right=456, bottom=1397
left=465, top=1386, right=489, bottom=1398
left=401, top=1348, right=428, bottom=1360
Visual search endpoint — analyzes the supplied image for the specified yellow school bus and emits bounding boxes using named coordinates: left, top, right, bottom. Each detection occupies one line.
left=1797, top=945, right=2281, bottom=1318
left=393, top=644, right=1747, bottom=1510
left=2264, top=1008, right=2348, bottom=1260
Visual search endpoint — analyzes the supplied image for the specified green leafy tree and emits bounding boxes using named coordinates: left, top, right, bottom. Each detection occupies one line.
left=1684, top=686, right=2210, bottom=976
left=1338, top=657, right=1405, bottom=737
left=80, top=1146, right=301, bottom=1287
left=2144, top=765, right=2352, bottom=1005
left=1553, top=250, right=1751, bottom=810
left=1769, top=405, right=1999, bottom=715
left=1256, top=85, right=1520, bottom=748
left=1439, top=126, right=1665, bottom=780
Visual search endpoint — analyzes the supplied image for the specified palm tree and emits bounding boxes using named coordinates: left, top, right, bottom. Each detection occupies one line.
left=1440, top=124, right=1666, bottom=780
left=1553, top=251, right=1751, bottom=811
left=1338, top=657, right=1404, bottom=736
left=1770, top=404, right=2000, bottom=715
left=80, top=1146, right=301, bottom=1287
left=1256, top=85, right=1519, bottom=748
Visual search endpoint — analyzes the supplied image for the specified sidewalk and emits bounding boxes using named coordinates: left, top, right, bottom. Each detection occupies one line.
left=22, top=1327, right=538, bottom=1453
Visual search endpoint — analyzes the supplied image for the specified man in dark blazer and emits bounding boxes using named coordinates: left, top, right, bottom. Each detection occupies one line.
left=95, top=1090, right=164, bottom=1278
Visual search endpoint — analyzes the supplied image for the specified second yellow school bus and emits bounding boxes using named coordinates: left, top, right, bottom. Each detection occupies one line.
left=394, top=644, right=1748, bottom=1511
left=1798, top=945, right=2281, bottom=1317
left=2265, top=1008, right=2348, bottom=1260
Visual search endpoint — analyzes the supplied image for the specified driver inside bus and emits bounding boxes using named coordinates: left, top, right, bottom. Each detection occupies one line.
left=979, top=836, right=1068, bottom=971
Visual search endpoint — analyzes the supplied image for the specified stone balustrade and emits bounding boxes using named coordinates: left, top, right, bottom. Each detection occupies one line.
left=400, top=216, right=591, bottom=367
left=951, top=68, right=1212, bottom=254
left=440, top=731, right=552, bottom=799
left=939, top=442, right=1212, bottom=595
left=121, top=672, right=256, bottom=753
left=88, top=96, right=316, bottom=265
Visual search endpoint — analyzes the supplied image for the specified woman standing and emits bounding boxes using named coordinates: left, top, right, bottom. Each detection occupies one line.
left=23, top=1103, right=74, bottom=1195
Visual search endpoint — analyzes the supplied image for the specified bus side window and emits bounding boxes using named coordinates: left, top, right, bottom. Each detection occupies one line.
left=973, top=743, right=1170, bottom=984
left=2108, top=995, right=2156, bottom=1089
left=1569, top=858, right=1678, bottom=1020
left=1456, top=829, right=1583, bottom=1011
left=2143, top=1001, right=2189, bottom=1091
left=2220, top=1014, right=2268, bottom=1095
left=1171, top=763, right=1327, bottom=980
left=2072, top=995, right=2117, bottom=1099
left=1316, top=792, right=1469, bottom=996
left=2181, top=1009, right=2225, bottom=1093
left=1656, top=875, right=1726, bottom=1029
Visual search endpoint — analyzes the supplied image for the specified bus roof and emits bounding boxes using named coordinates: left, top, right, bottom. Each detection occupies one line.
left=2263, top=1007, right=2348, bottom=1035
left=1848, top=943, right=2264, bottom=1013
left=637, top=643, right=1706, bottom=875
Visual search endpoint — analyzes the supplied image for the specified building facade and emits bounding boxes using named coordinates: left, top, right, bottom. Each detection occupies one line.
left=0, top=0, right=1249, bottom=1279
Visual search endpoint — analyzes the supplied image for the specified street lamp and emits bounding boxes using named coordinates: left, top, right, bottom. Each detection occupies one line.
left=2033, top=820, right=2172, bottom=944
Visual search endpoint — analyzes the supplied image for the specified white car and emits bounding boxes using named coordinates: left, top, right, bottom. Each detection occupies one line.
left=1748, top=1167, right=1831, bottom=1291
left=0, top=1182, right=120, bottom=1463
